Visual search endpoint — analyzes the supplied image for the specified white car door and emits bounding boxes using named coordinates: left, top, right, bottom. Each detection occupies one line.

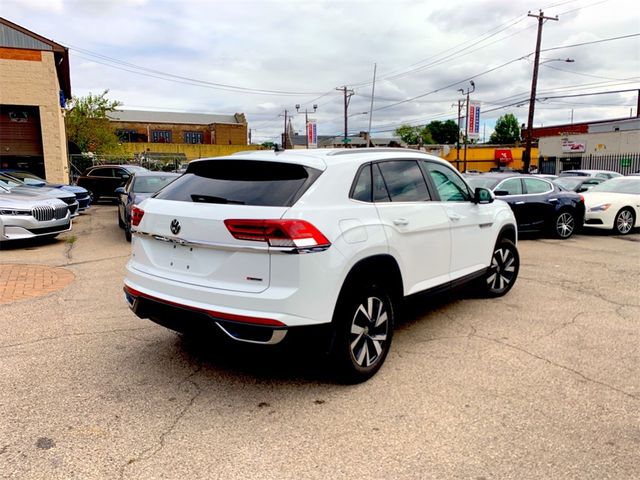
left=422, top=161, right=496, bottom=280
left=373, top=160, right=452, bottom=295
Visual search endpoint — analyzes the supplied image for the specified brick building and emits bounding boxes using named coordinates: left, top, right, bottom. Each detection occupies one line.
left=108, top=110, right=248, bottom=146
left=0, top=17, right=71, bottom=183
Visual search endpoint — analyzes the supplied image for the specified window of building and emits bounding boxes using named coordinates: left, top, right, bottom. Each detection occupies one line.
left=151, top=130, right=172, bottom=143
left=184, top=131, right=204, bottom=144
left=117, top=129, right=137, bottom=142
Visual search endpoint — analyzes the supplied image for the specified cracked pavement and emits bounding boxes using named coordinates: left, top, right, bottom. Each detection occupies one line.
left=1, top=205, right=639, bottom=479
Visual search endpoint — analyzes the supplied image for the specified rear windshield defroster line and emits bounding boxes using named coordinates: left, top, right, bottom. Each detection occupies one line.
left=154, top=159, right=322, bottom=207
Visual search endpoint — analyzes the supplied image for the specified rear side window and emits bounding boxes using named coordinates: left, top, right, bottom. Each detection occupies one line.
left=524, top=178, right=552, bottom=194
left=154, top=160, right=321, bottom=207
left=351, top=164, right=372, bottom=202
left=89, top=168, right=113, bottom=177
left=377, top=161, right=430, bottom=202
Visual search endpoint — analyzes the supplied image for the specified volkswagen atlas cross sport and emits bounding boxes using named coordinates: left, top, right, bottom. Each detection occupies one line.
left=124, top=149, right=519, bottom=383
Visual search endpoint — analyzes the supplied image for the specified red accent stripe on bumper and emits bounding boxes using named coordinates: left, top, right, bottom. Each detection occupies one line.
left=123, top=284, right=285, bottom=327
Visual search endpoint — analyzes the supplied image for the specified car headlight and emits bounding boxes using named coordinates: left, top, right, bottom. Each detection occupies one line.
left=0, top=209, right=31, bottom=216
left=588, top=203, right=611, bottom=212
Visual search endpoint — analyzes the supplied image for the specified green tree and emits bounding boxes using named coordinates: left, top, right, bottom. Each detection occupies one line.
left=489, top=113, right=521, bottom=144
left=426, top=120, right=459, bottom=144
left=394, top=125, right=434, bottom=145
left=65, top=90, right=122, bottom=154
left=261, top=141, right=275, bottom=149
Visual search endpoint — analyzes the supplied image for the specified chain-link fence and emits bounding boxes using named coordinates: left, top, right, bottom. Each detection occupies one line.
left=68, top=152, right=187, bottom=183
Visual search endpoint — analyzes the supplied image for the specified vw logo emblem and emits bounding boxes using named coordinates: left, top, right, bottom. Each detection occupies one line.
left=170, top=219, right=181, bottom=235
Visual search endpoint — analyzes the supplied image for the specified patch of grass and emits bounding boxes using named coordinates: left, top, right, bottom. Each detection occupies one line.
left=65, top=235, right=78, bottom=245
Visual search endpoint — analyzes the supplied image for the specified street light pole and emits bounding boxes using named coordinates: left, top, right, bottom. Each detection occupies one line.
left=524, top=10, right=558, bottom=173
left=296, top=104, right=318, bottom=149
left=458, top=81, right=475, bottom=173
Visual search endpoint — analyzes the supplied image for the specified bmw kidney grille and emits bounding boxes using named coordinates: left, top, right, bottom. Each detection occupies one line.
left=31, top=204, right=68, bottom=221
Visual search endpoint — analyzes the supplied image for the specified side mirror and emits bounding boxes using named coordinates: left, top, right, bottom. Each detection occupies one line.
left=121, top=174, right=130, bottom=180
left=494, top=189, right=509, bottom=197
left=474, top=187, right=494, bottom=204
left=114, top=187, right=125, bottom=195
left=576, top=186, right=588, bottom=193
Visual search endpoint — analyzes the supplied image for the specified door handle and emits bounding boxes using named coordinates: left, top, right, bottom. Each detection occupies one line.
left=548, top=198, right=558, bottom=202
left=448, top=213, right=462, bottom=221
left=515, top=201, right=525, bottom=205
left=392, top=218, right=409, bottom=226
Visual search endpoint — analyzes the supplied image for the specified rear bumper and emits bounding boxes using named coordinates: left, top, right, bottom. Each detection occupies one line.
left=125, top=284, right=295, bottom=345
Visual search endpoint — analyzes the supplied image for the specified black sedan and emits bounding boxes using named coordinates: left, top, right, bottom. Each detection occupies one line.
left=115, top=172, right=179, bottom=241
left=466, top=174, right=585, bottom=239
left=76, top=164, right=148, bottom=203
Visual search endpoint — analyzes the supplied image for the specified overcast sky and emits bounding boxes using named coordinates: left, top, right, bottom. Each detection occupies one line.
left=4, top=0, right=640, bottom=143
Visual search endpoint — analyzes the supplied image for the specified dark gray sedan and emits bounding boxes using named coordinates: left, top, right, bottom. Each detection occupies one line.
left=116, top=172, right=179, bottom=241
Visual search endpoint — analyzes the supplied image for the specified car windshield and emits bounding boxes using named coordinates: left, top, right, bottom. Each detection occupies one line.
left=133, top=175, right=178, bottom=193
left=465, top=176, right=501, bottom=190
left=587, top=178, right=640, bottom=194
left=125, top=166, right=148, bottom=173
left=560, top=171, right=588, bottom=177
left=0, top=173, right=24, bottom=188
left=554, top=177, right=583, bottom=189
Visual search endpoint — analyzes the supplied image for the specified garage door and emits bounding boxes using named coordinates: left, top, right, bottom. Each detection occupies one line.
left=0, top=105, right=43, bottom=157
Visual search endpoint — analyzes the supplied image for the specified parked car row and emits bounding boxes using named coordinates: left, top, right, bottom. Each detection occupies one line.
left=464, top=169, right=639, bottom=237
left=0, top=170, right=92, bottom=243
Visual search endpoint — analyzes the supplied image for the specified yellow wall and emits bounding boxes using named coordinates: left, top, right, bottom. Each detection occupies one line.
left=426, top=145, right=539, bottom=172
left=119, top=143, right=260, bottom=161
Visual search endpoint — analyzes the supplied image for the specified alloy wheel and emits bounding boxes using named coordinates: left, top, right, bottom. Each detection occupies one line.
left=616, top=210, right=634, bottom=234
left=486, top=247, right=517, bottom=292
left=556, top=212, right=575, bottom=238
left=349, top=296, right=389, bottom=368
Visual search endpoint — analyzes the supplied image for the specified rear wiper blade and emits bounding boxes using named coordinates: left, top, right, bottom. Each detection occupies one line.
left=190, top=194, right=244, bottom=205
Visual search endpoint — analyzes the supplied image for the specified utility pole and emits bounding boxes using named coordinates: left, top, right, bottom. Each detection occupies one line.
left=280, top=109, right=289, bottom=149
left=336, top=86, right=354, bottom=147
left=636, top=89, right=639, bottom=117
left=524, top=10, right=558, bottom=173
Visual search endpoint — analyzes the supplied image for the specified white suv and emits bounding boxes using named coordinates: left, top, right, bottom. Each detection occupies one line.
left=124, top=149, right=519, bottom=382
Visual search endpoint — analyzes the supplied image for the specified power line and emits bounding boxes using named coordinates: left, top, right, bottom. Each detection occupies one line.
left=69, top=45, right=326, bottom=96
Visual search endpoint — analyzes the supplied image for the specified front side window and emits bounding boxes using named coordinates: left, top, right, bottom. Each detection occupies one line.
left=424, top=162, right=471, bottom=201
left=497, top=178, right=523, bottom=195
left=524, top=178, right=552, bottom=194
left=377, top=161, right=430, bottom=202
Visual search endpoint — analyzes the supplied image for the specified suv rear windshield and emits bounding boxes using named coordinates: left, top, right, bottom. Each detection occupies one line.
left=154, top=159, right=322, bottom=207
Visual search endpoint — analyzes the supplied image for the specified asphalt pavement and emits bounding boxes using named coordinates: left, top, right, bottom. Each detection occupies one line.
left=1, top=205, right=639, bottom=479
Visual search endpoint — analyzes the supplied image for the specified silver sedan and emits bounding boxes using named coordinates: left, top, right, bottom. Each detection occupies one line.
left=0, top=186, right=71, bottom=241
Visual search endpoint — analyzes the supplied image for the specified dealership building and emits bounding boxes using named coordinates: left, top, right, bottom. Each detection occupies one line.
left=0, top=17, right=71, bottom=183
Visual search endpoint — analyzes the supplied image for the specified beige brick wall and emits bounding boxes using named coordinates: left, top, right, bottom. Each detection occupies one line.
left=0, top=50, right=69, bottom=183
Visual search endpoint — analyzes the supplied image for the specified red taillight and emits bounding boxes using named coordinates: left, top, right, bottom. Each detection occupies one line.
left=131, top=206, right=144, bottom=227
left=224, top=219, right=331, bottom=249
left=579, top=194, right=585, bottom=203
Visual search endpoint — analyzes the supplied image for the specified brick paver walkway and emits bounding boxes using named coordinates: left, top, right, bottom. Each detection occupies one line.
left=0, top=264, right=75, bottom=305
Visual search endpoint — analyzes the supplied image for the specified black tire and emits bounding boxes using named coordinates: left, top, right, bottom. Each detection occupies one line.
left=479, top=238, right=519, bottom=297
left=329, top=284, right=394, bottom=384
left=118, top=207, right=125, bottom=228
left=552, top=210, right=576, bottom=239
left=613, top=208, right=635, bottom=235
